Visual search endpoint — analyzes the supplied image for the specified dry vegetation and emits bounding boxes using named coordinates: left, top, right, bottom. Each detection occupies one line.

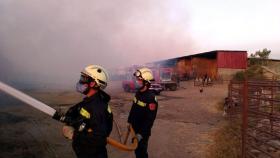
left=207, top=118, right=242, bottom=158
left=206, top=98, right=242, bottom=158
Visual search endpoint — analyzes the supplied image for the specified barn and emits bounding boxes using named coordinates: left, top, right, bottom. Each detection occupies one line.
left=150, top=50, right=248, bottom=80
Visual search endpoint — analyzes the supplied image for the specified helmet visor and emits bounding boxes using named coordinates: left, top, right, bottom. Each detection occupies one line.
left=79, top=73, right=92, bottom=83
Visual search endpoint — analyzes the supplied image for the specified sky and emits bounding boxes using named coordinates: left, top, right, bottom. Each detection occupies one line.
left=188, top=0, right=280, bottom=56
left=0, top=0, right=279, bottom=89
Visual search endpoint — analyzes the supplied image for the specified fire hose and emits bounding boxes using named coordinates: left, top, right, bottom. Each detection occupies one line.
left=0, top=81, right=138, bottom=151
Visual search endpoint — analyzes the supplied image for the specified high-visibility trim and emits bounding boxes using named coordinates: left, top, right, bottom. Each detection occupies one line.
left=133, top=97, right=146, bottom=107
left=137, top=100, right=146, bottom=107
left=155, top=96, right=157, bottom=102
left=107, top=105, right=112, bottom=113
left=80, top=107, right=90, bottom=119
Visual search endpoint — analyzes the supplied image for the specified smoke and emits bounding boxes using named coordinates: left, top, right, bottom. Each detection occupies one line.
left=0, top=0, right=193, bottom=89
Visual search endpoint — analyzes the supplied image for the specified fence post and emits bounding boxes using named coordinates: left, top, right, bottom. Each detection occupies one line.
left=270, top=80, right=274, bottom=133
left=228, top=81, right=232, bottom=103
left=242, top=80, right=248, bottom=158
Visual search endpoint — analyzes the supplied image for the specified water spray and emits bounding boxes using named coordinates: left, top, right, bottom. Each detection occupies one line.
left=0, top=81, right=56, bottom=116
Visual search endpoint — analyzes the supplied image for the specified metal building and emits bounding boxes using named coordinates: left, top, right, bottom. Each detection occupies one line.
left=150, top=50, right=248, bottom=80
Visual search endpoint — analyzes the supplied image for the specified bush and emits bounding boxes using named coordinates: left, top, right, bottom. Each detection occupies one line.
left=233, top=71, right=245, bottom=81
left=233, top=65, right=266, bottom=81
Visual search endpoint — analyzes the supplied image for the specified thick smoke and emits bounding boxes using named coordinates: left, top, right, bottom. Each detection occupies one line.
left=0, top=0, right=193, bottom=89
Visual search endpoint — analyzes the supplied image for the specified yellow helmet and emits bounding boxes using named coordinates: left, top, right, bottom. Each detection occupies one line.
left=134, top=67, right=154, bottom=83
left=81, top=65, right=109, bottom=89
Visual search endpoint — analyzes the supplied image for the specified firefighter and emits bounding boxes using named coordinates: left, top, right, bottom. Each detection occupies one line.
left=128, top=67, right=158, bottom=158
left=53, top=65, right=113, bottom=158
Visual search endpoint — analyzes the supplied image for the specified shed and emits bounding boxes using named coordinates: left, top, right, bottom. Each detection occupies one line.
left=149, top=50, right=248, bottom=80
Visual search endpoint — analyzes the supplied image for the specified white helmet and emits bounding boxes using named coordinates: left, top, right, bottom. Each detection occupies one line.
left=81, top=65, right=109, bottom=89
left=134, top=67, right=154, bottom=83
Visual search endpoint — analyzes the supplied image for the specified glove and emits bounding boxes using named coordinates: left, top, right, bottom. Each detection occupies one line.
left=52, top=111, right=66, bottom=122
left=135, top=133, right=143, bottom=142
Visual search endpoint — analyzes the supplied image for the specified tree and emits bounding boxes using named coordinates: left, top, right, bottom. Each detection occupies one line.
left=249, top=48, right=271, bottom=66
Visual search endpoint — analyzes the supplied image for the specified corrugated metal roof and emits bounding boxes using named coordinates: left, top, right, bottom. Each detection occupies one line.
left=186, top=50, right=246, bottom=59
left=150, top=50, right=247, bottom=62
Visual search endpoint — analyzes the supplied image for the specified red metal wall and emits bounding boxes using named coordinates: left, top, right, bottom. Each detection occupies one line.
left=217, top=51, right=247, bottom=69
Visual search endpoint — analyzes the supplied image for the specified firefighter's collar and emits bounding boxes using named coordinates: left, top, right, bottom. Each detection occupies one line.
left=83, top=91, right=99, bottom=103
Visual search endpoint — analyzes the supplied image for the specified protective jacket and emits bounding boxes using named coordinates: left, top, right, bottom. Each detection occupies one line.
left=65, top=90, right=113, bottom=148
left=128, top=89, right=158, bottom=138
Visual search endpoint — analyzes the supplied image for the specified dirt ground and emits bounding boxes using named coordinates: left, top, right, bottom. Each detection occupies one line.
left=0, top=81, right=228, bottom=158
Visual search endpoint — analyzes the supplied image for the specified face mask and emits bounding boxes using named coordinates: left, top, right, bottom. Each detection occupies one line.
left=135, top=80, right=144, bottom=90
left=76, top=82, right=89, bottom=95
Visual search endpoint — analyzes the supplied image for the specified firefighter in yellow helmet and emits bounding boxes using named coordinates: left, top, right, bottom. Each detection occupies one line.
left=53, top=65, right=113, bottom=158
left=128, top=67, right=158, bottom=158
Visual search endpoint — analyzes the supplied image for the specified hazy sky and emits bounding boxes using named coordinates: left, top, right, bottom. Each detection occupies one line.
left=0, top=0, right=279, bottom=89
left=189, top=0, right=280, bottom=56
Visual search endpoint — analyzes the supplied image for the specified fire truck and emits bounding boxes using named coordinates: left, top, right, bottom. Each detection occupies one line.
left=152, top=67, right=178, bottom=91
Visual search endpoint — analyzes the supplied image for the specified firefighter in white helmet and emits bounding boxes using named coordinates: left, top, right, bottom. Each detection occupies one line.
left=128, top=67, right=158, bottom=158
left=53, top=65, right=113, bottom=158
